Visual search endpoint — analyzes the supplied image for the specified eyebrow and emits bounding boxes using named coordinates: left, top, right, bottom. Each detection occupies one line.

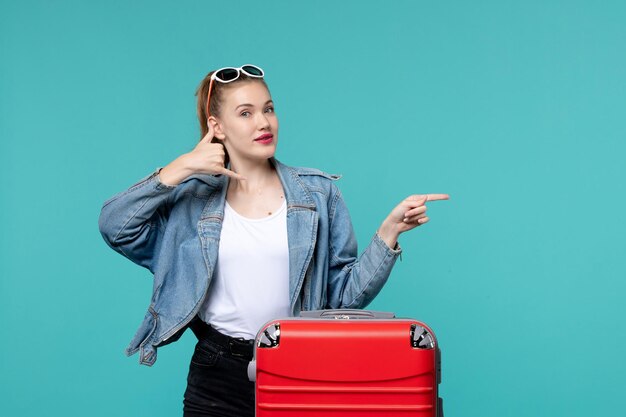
left=235, top=100, right=273, bottom=110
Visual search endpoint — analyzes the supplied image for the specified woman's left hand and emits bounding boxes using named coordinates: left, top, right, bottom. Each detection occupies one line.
left=377, top=194, right=450, bottom=249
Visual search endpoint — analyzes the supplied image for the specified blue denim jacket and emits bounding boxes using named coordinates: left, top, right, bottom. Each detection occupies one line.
left=98, top=157, right=402, bottom=366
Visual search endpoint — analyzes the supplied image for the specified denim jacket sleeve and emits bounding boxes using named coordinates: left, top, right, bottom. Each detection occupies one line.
left=325, top=183, right=402, bottom=309
left=98, top=169, right=177, bottom=272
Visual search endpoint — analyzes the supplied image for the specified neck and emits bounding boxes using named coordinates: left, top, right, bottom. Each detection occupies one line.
left=228, top=157, right=276, bottom=193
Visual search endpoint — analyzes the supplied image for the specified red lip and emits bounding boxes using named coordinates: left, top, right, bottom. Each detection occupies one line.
left=255, top=133, right=273, bottom=141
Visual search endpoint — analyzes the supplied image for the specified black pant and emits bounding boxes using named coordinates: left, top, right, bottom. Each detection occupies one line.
left=183, top=319, right=255, bottom=417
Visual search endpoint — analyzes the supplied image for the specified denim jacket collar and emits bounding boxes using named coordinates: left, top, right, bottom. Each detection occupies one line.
left=196, top=157, right=319, bottom=313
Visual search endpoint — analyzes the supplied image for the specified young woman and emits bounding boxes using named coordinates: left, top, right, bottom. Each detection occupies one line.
left=98, top=64, right=449, bottom=417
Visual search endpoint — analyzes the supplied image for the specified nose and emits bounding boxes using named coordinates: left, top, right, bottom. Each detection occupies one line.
left=256, top=112, right=271, bottom=130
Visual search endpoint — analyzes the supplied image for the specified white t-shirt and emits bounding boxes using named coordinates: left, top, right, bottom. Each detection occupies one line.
left=198, top=199, right=290, bottom=339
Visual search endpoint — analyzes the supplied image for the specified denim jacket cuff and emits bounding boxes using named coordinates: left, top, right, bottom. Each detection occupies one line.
left=373, top=231, right=402, bottom=256
left=154, top=167, right=178, bottom=191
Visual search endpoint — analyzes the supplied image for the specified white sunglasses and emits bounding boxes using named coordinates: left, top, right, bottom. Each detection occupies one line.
left=211, top=64, right=264, bottom=82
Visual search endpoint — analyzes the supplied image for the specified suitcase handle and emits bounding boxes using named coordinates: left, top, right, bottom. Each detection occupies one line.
left=299, top=309, right=396, bottom=319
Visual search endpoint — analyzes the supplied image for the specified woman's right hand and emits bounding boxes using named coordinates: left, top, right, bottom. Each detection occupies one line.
left=158, top=124, right=246, bottom=186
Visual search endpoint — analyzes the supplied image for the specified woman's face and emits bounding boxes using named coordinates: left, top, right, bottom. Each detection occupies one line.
left=210, top=81, right=279, bottom=164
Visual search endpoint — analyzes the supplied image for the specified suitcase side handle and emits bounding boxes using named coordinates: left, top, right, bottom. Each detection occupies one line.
left=299, top=309, right=396, bottom=319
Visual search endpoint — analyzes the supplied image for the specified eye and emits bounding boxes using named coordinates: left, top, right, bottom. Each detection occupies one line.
left=240, top=110, right=251, bottom=117
left=265, top=106, right=275, bottom=113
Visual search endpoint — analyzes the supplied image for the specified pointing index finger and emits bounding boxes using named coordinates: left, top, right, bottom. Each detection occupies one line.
left=425, top=194, right=450, bottom=201
left=406, top=194, right=450, bottom=203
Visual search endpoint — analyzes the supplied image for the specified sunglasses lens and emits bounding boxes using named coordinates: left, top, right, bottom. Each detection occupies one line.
left=242, top=65, right=263, bottom=77
left=216, top=68, right=239, bottom=82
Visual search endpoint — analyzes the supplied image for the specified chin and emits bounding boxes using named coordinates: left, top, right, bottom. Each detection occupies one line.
left=260, top=144, right=277, bottom=157
left=248, top=148, right=277, bottom=162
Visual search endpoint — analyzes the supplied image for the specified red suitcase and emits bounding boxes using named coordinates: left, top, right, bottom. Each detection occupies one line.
left=248, top=310, right=443, bottom=416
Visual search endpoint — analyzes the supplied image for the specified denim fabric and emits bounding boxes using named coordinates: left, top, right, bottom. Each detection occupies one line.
left=99, top=157, right=402, bottom=366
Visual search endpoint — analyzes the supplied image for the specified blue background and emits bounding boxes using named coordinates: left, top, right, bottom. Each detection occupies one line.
left=1, top=1, right=625, bottom=416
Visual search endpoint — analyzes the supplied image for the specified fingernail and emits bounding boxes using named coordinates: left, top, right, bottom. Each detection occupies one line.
left=403, top=218, right=409, bottom=222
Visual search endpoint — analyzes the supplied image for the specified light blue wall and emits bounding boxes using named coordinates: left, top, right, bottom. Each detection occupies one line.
left=1, top=1, right=624, bottom=416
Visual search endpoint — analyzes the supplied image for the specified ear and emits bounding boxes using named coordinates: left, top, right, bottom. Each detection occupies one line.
left=208, top=116, right=226, bottom=140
